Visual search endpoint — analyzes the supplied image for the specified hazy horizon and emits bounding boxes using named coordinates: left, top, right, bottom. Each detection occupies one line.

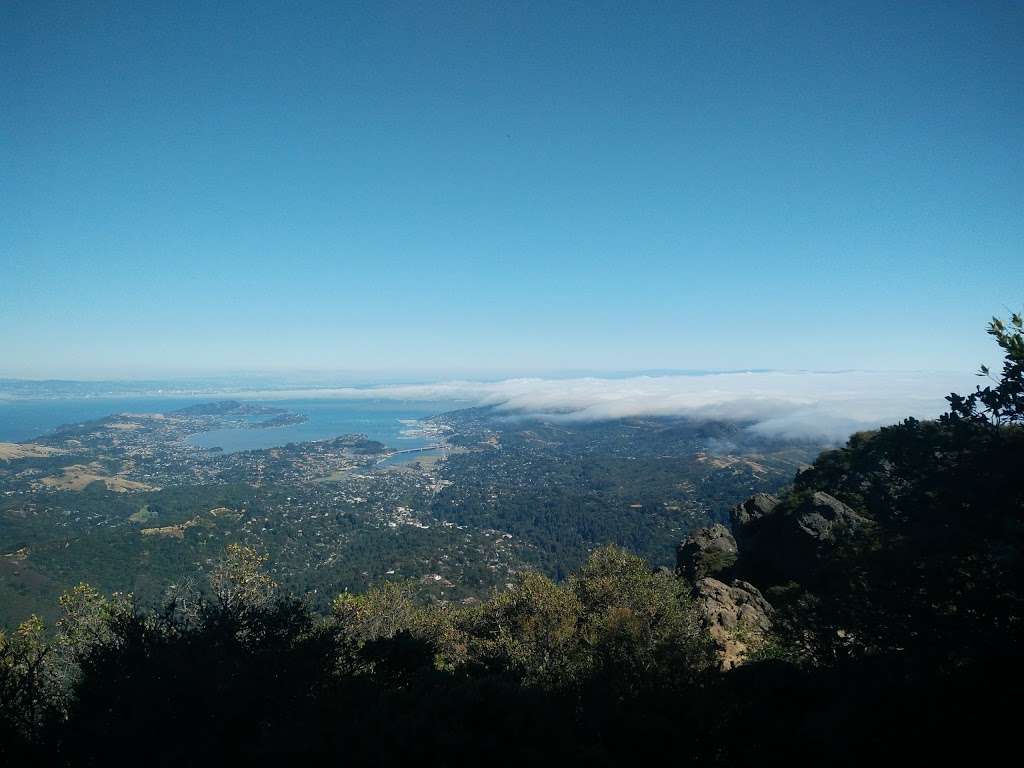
left=0, top=368, right=980, bottom=443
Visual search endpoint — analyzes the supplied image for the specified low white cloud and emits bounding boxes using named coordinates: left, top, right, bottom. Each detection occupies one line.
left=234, top=370, right=976, bottom=443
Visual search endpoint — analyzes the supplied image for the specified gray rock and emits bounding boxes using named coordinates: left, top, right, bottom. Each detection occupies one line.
left=731, top=490, right=872, bottom=586
left=695, top=577, right=774, bottom=670
left=730, top=493, right=779, bottom=528
left=676, top=524, right=738, bottom=580
left=794, top=491, right=870, bottom=543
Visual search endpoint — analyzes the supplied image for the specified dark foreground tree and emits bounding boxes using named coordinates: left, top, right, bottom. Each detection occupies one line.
left=945, top=310, right=1024, bottom=425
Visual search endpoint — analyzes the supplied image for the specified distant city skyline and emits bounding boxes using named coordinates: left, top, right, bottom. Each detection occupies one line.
left=3, top=1, right=1022, bottom=378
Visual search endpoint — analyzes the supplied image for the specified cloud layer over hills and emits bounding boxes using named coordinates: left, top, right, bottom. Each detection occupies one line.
left=243, top=371, right=976, bottom=442
left=1, top=371, right=978, bottom=443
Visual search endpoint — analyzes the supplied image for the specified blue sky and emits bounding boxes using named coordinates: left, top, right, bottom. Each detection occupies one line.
left=2, top=1, right=1021, bottom=378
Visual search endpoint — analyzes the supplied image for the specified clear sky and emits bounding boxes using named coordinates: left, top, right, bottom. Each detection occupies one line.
left=2, top=1, right=1021, bottom=378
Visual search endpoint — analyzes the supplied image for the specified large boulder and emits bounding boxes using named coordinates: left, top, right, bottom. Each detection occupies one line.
left=730, top=491, right=872, bottom=586
left=676, top=524, right=737, bottom=580
left=695, top=577, right=774, bottom=671
left=729, top=492, right=779, bottom=528
left=793, top=491, right=870, bottom=543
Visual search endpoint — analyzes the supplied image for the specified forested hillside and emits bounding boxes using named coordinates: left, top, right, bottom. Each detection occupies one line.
left=0, top=403, right=817, bottom=628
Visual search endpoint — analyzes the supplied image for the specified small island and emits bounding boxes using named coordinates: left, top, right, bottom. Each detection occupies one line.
left=249, top=412, right=309, bottom=429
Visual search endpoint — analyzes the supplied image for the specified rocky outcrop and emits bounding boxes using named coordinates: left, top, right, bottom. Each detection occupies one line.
left=676, top=489, right=875, bottom=670
left=792, top=491, right=870, bottom=543
left=676, top=524, right=737, bottom=580
left=695, top=577, right=774, bottom=670
left=730, top=490, right=872, bottom=585
left=729, top=492, right=779, bottom=528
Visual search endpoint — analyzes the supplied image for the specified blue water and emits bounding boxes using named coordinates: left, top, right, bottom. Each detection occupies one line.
left=186, top=399, right=449, bottom=453
left=0, top=397, right=201, bottom=442
left=374, top=448, right=446, bottom=467
left=0, top=397, right=451, bottom=452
